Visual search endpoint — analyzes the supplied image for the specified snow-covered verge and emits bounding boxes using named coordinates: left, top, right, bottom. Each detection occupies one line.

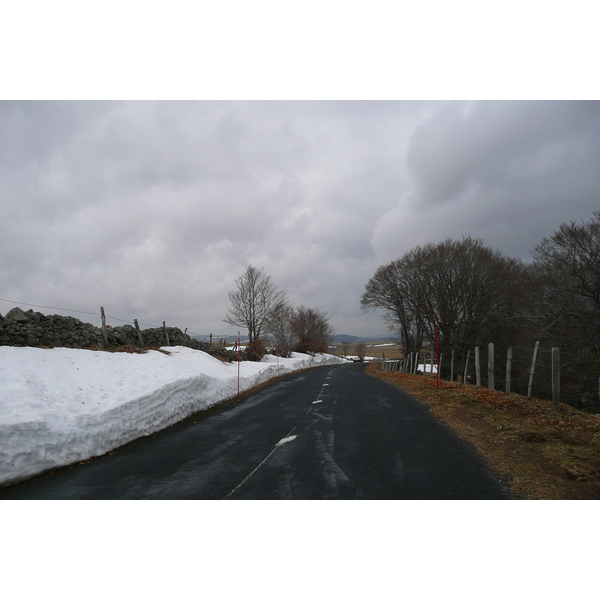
left=0, top=345, right=348, bottom=487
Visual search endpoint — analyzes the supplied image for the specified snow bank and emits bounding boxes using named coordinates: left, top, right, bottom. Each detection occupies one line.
left=0, top=346, right=347, bottom=487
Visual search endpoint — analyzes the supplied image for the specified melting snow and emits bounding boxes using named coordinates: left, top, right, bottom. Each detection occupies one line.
left=0, top=346, right=347, bottom=487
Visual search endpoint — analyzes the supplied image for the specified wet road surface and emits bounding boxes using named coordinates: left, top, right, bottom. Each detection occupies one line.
left=0, top=362, right=511, bottom=499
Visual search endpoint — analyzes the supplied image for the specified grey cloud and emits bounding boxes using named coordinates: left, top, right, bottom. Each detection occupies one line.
left=407, top=101, right=600, bottom=208
left=2, top=101, right=598, bottom=338
left=372, top=101, right=600, bottom=263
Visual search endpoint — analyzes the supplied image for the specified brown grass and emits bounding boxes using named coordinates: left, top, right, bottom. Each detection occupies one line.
left=366, top=363, right=600, bottom=499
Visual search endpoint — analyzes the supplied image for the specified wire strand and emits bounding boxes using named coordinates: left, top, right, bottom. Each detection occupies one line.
left=0, top=297, right=225, bottom=338
left=0, top=298, right=101, bottom=317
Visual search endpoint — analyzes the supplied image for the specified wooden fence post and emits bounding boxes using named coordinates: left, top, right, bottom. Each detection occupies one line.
left=463, top=349, right=471, bottom=384
left=429, top=352, right=434, bottom=375
left=163, top=321, right=170, bottom=346
left=414, top=352, right=419, bottom=374
left=475, top=346, right=481, bottom=387
left=134, top=319, right=144, bottom=347
left=527, top=341, right=540, bottom=398
left=100, top=306, right=109, bottom=348
left=552, top=347, right=560, bottom=409
left=488, top=343, right=495, bottom=390
left=505, top=347, right=512, bottom=394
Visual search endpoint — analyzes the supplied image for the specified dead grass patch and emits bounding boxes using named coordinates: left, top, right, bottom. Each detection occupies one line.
left=366, top=363, right=600, bottom=500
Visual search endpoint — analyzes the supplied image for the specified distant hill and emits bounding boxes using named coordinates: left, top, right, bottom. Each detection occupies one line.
left=333, top=334, right=361, bottom=342
left=226, top=335, right=249, bottom=343
left=334, top=334, right=394, bottom=343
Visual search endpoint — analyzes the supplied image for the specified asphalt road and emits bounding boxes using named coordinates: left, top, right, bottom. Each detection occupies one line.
left=0, top=362, right=511, bottom=499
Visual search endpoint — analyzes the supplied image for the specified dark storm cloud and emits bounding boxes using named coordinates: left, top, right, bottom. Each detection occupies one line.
left=407, top=101, right=600, bottom=208
left=1, top=100, right=598, bottom=337
left=372, top=101, right=600, bottom=263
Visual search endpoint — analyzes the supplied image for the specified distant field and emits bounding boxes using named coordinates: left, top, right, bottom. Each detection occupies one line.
left=222, top=339, right=408, bottom=360
left=328, top=340, right=403, bottom=359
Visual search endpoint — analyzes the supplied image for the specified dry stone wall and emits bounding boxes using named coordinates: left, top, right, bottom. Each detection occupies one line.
left=0, top=307, right=234, bottom=360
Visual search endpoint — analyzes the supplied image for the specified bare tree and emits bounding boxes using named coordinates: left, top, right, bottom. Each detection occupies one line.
left=265, top=302, right=297, bottom=358
left=531, top=210, right=600, bottom=312
left=360, top=260, right=426, bottom=357
left=362, top=237, right=526, bottom=375
left=527, top=211, right=600, bottom=400
left=224, top=265, right=288, bottom=344
left=412, top=237, right=525, bottom=360
left=341, top=341, right=350, bottom=357
left=291, top=305, right=335, bottom=354
left=356, top=341, right=367, bottom=362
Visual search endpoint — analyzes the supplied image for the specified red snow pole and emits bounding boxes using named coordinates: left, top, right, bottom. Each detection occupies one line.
left=237, top=331, right=241, bottom=396
left=435, top=317, right=440, bottom=389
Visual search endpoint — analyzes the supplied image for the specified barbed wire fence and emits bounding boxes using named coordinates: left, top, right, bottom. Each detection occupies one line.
left=379, top=340, right=600, bottom=412
left=0, top=297, right=232, bottom=343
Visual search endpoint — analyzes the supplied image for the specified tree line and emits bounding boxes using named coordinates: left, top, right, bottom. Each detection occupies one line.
left=224, top=265, right=335, bottom=360
left=361, top=211, right=600, bottom=407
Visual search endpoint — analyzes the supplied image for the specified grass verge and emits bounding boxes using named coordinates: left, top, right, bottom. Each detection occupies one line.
left=366, top=363, right=600, bottom=499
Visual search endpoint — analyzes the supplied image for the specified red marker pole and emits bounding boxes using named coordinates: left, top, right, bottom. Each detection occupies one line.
left=435, top=318, right=440, bottom=389
left=237, top=330, right=241, bottom=396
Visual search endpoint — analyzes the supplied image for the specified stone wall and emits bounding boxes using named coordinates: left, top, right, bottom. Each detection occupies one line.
left=0, top=307, right=234, bottom=360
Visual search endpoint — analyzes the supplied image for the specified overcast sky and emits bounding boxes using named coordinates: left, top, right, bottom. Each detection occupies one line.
left=1, top=100, right=599, bottom=338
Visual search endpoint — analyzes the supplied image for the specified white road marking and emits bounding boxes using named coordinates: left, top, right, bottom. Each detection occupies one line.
left=276, top=435, right=297, bottom=446
left=306, top=374, right=334, bottom=413
left=224, top=426, right=297, bottom=499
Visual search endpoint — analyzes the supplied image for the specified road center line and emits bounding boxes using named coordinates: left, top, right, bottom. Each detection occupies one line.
left=307, top=377, right=333, bottom=413
left=223, top=426, right=297, bottom=499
